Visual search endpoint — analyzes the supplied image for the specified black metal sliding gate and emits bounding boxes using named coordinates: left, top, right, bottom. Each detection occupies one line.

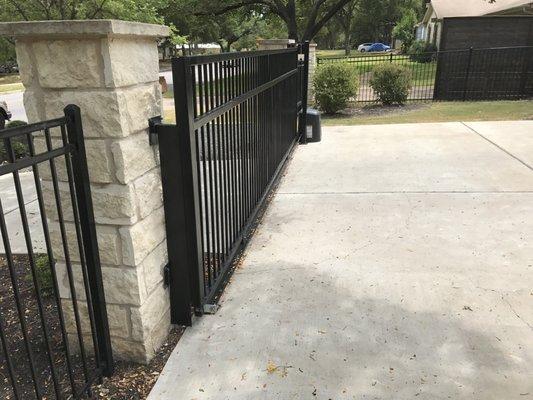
left=155, top=44, right=309, bottom=325
left=0, top=106, right=113, bottom=399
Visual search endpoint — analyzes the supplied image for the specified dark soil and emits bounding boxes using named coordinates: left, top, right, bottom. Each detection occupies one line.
left=0, top=254, right=184, bottom=399
left=0, top=254, right=85, bottom=399
left=326, top=102, right=430, bottom=119
left=94, top=327, right=184, bottom=399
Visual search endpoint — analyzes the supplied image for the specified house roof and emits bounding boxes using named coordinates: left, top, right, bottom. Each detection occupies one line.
left=428, top=0, right=533, bottom=19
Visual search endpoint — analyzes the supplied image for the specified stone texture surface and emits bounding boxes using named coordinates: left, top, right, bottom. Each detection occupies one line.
left=5, top=20, right=171, bottom=363
left=85, top=139, right=115, bottom=183
left=0, top=19, right=170, bottom=39
left=104, top=37, right=160, bottom=87
left=91, top=184, right=137, bottom=225
left=139, top=240, right=167, bottom=299
left=119, top=207, right=166, bottom=266
left=14, top=41, right=36, bottom=86
left=133, top=168, right=163, bottom=219
left=32, top=39, right=103, bottom=88
left=101, top=266, right=144, bottom=306
left=112, top=133, right=158, bottom=184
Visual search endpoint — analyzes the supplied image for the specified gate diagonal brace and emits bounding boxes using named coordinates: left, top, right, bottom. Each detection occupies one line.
left=148, top=116, right=176, bottom=145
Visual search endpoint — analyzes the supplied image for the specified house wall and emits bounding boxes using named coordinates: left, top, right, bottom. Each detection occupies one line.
left=440, top=16, right=533, bottom=50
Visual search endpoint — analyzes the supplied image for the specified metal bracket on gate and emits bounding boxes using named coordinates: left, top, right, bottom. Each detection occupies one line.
left=203, top=304, right=219, bottom=314
left=148, top=116, right=176, bottom=146
left=163, top=263, right=171, bottom=287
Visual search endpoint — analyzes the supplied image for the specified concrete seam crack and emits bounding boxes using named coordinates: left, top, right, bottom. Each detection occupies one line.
left=461, top=122, right=533, bottom=172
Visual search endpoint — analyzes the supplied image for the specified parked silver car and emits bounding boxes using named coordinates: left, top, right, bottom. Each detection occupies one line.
left=357, top=43, right=373, bottom=52
left=1, top=100, right=11, bottom=129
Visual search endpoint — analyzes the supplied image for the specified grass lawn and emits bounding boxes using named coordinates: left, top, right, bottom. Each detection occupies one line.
left=317, top=49, right=391, bottom=58
left=163, top=100, right=533, bottom=126
left=0, top=74, right=23, bottom=93
left=321, top=100, right=533, bottom=126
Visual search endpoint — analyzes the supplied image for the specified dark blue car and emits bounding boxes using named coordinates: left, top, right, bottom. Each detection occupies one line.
left=368, top=43, right=391, bottom=52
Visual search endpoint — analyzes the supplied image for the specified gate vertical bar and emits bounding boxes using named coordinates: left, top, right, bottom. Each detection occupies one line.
left=64, top=104, right=114, bottom=376
left=160, top=57, right=204, bottom=324
left=298, top=41, right=310, bottom=144
left=463, top=47, right=474, bottom=101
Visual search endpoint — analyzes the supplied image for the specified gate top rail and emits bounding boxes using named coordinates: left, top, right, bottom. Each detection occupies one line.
left=317, top=45, right=533, bottom=63
left=176, top=47, right=300, bottom=131
left=0, top=117, right=66, bottom=140
left=184, top=47, right=298, bottom=65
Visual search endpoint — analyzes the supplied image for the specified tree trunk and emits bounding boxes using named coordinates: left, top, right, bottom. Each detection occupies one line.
left=344, top=32, right=352, bottom=56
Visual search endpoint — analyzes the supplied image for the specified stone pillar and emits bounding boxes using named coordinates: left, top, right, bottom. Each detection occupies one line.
left=308, top=43, right=317, bottom=104
left=0, top=20, right=170, bottom=363
left=257, top=39, right=316, bottom=104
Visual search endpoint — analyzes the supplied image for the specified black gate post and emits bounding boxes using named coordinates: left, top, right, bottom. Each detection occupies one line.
left=158, top=57, right=204, bottom=325
left=64, top=105, right=114, bottom=376
left=298, top=41, right=310, bottom=144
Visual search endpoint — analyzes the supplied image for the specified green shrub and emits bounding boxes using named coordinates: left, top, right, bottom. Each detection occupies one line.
left=12, top=141, right=28, bottom=159
left=370, top=64, right=412, bottom=105
left=26, top=254, right=55, bottom=297
left=6, top=120, right=28, bottom=128
left=1, top=121, right=29, bottom=160
left=408, top=40, right=438, bottom=63
left=314, top=63, right=358, bottom=114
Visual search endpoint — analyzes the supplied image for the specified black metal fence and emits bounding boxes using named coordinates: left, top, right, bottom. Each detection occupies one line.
left=317, top=46, right=533, bottom=102
left=0, top=106, right=113, bottom=399
left=154, top=45, right=308, bottom=325
left=435, top=46, right=533, bottom=100
left=318, top=52, right=437, bottom=101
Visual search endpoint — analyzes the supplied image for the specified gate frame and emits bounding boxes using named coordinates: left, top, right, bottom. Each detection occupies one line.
left=0, top=105, right=113, bottom=399
left=152, top=45, right=309, bottom=325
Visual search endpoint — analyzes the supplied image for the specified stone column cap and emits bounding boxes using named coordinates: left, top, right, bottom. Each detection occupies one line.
left=0, top=19, right=170, bottom=39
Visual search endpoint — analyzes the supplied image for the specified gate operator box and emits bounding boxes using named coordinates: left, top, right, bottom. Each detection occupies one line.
left=305, top=108, right=321, bottom=143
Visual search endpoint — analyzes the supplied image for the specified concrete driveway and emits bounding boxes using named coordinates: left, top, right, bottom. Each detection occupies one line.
left=144, top=121, right=531, bottom=398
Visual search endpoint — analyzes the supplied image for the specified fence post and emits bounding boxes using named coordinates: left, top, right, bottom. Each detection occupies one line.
left=463, top=47, right=474, bottom=101
left=64, top=104, right=114, bottom=376
left=299, top=41, right=310, bottom=144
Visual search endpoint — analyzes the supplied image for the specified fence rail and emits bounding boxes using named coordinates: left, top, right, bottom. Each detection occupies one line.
left=157, top=45, right=308, bottom=325
left=317, top=46, right=533, bottom=102
left=0, top=106, right=113, bottom=399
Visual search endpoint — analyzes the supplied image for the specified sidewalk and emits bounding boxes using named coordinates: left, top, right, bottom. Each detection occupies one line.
left=154, top=121, right=530, bottom=399
left=0, top=172, right=43, bottom=254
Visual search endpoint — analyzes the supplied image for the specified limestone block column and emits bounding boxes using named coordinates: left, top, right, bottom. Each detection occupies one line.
left=308, top=43, right=317, bottom=104
left=0, top=20, right=170, bottom=363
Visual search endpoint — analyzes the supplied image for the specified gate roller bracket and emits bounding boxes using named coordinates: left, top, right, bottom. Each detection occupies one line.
left=148, top=116, right=176, bottom=146
left=203, top=304, right=219, bottom=314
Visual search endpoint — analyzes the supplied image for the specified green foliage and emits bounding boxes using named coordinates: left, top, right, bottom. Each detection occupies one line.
left=0, top=38, right=16, bottom=65
left=0, top=121, right=29, bottom=161
left=409, top=40, right=438, bottom=63
left=0, top=0, right=167, bottom=23
left=26, top=255, right=55, bottom=297
left=370, top=63, right=412, bottom=105
left=350, top=0, right=421, bottom=46
left=392, top=9, right=418, bottom=52
left=6, top=120, right=27, bottom=128
left=314, top=63, right=358, bottom=114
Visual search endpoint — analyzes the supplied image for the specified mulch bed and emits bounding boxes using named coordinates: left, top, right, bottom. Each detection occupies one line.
left=0, top=254, right=184, bottom=399
left=326, top=102, right=430, bottom=120
left=94, top=327, right=184, bottom=399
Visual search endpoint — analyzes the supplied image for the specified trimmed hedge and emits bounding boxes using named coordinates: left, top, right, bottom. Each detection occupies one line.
left=409, top=40, right=438, bottom=63
left=313, top=63, right=358, bottom=114
left=370, top=64, right=412, bottom=105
